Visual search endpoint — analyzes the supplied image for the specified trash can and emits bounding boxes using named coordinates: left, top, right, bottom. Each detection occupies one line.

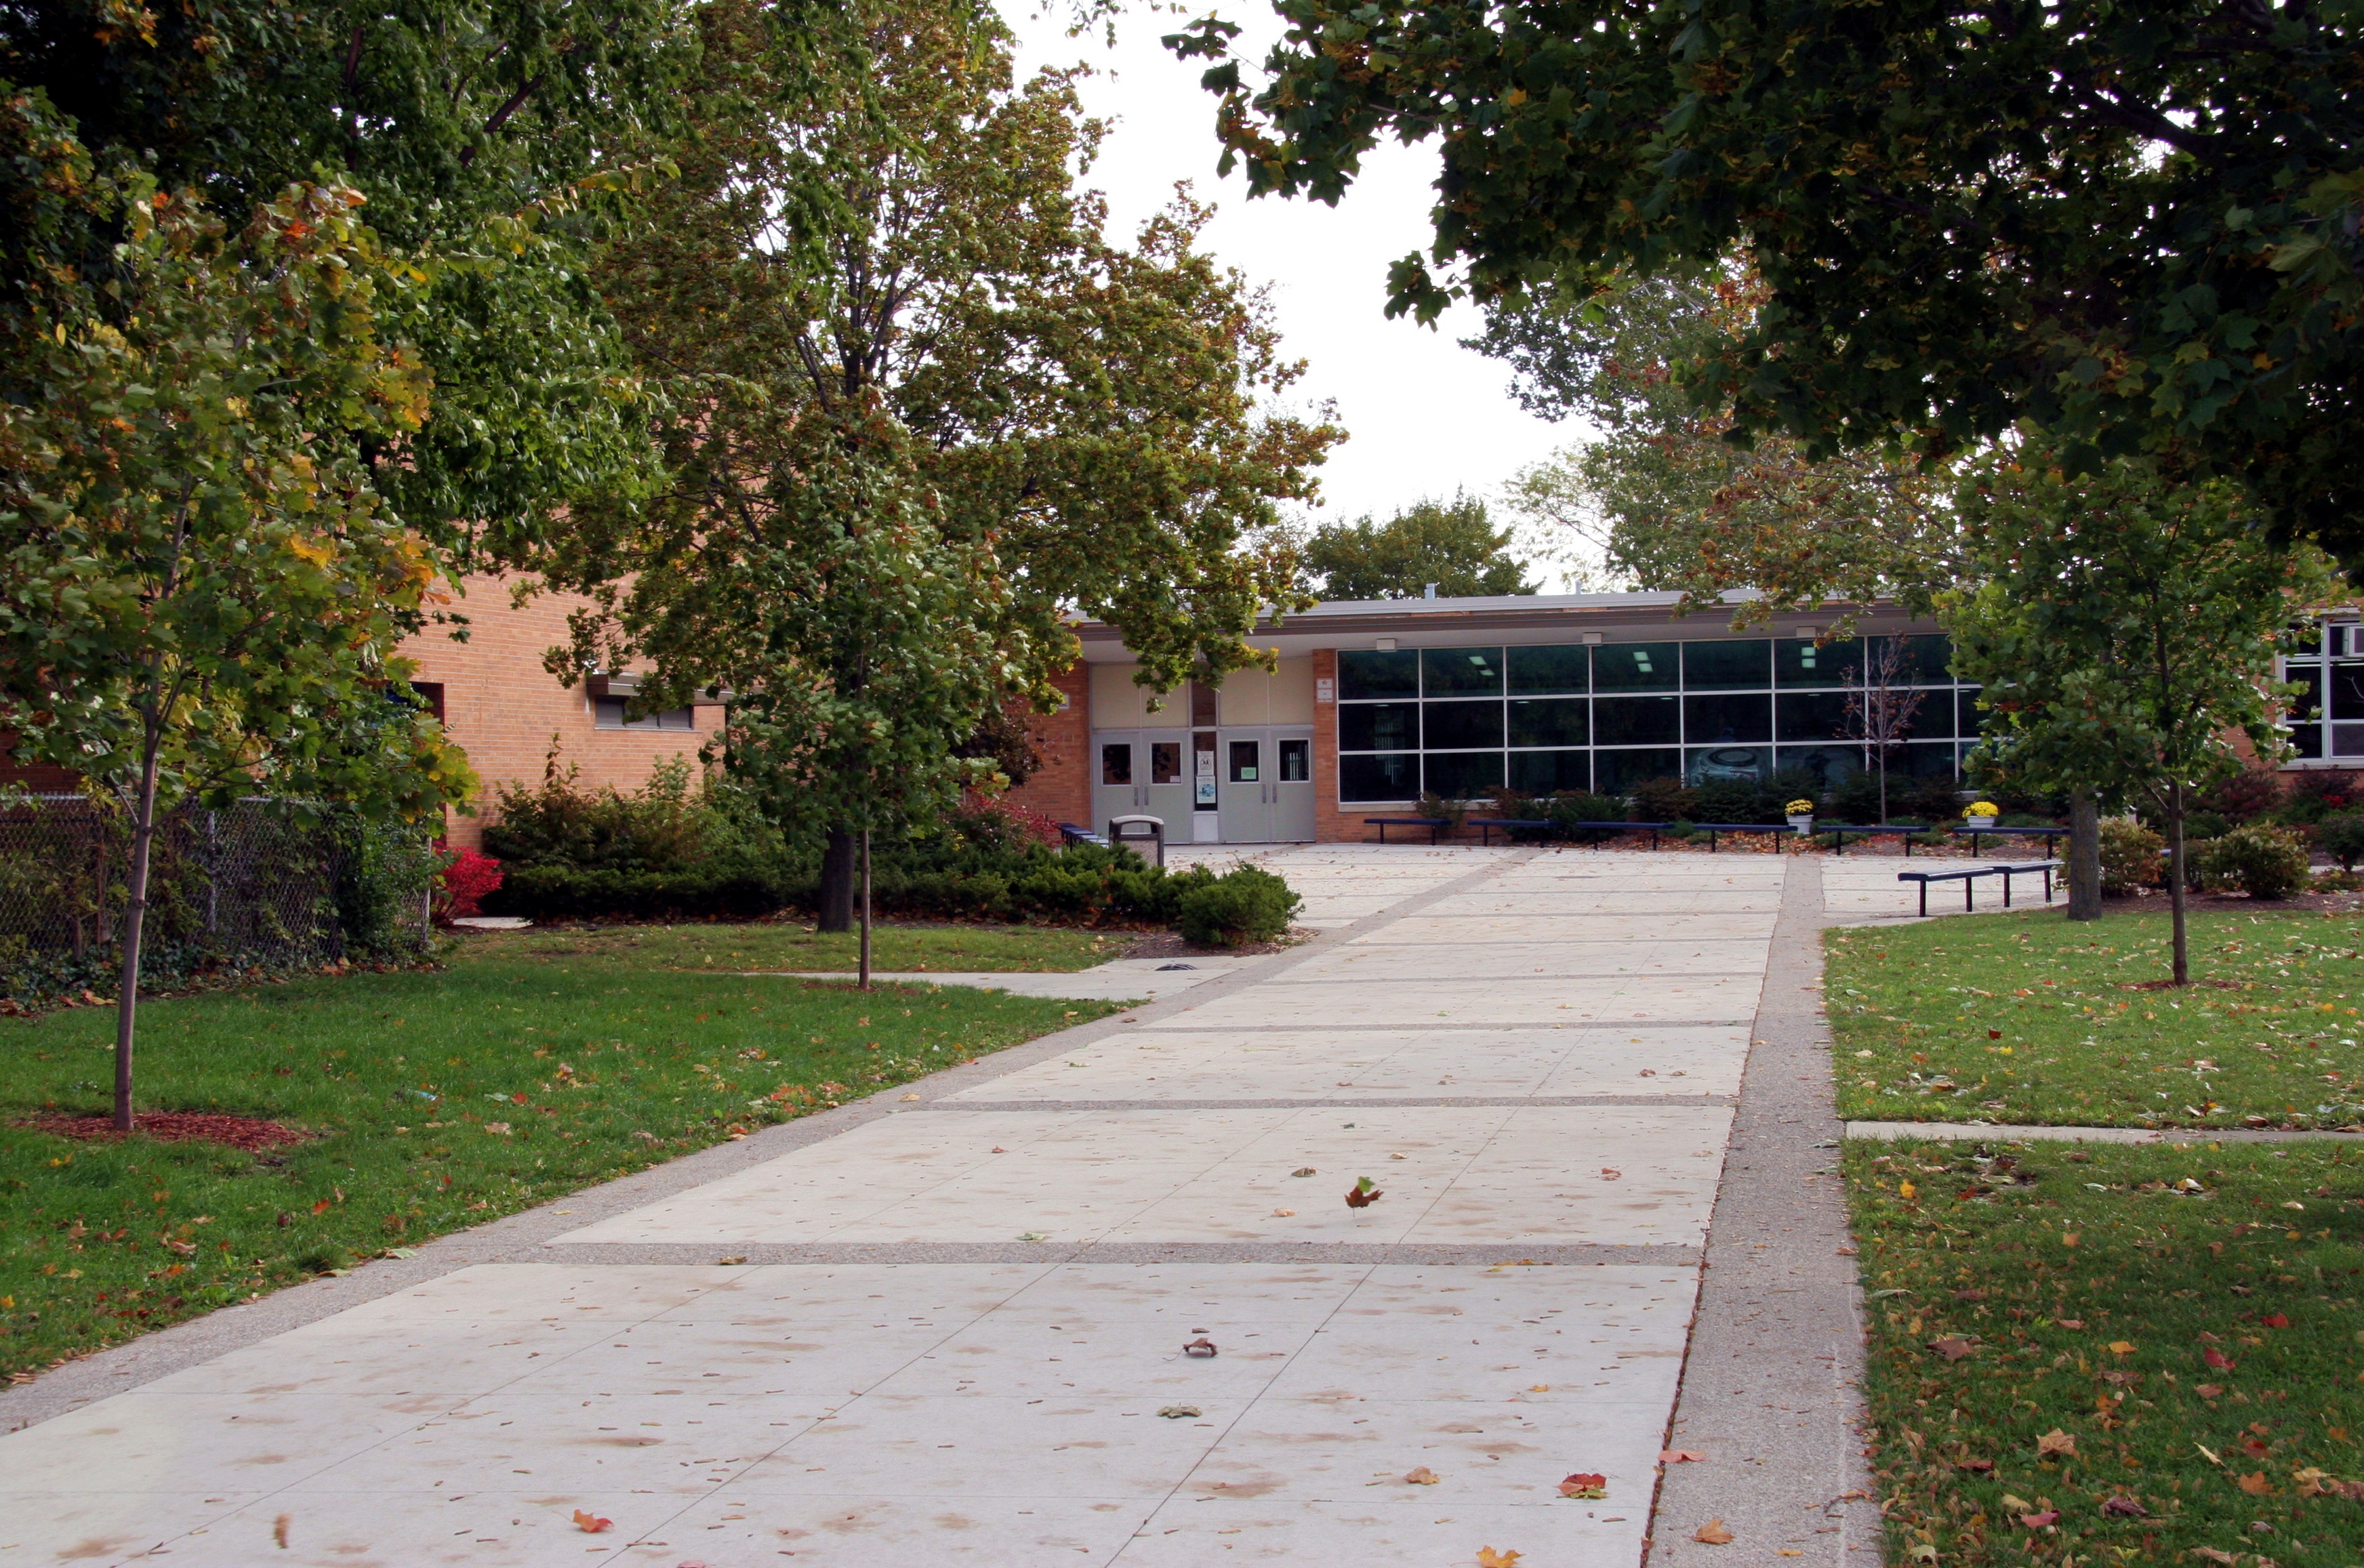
left=1107, top=814, right=1166, bottom=867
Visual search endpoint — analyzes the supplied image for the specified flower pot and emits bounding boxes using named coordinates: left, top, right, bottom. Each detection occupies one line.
left=1787, top=814, right=1814, bottom=834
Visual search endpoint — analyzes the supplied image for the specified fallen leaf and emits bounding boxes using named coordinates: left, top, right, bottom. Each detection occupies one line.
left=2196, top=1443, right=2222, bottom=1464
left=1692, top=1519, right=1734, bottom=1545
left=272, top=1514, right=290, bottom=1549
left=715, top=1256, right=747, bottom=1266
left=1183, top=1337, right=1218, bottom=1357
left=2056, top=1319, right=2085, bottom=1329
left=310, top=1198, right=331, bottom=1216
left=2197, top=1383, right=2225, bottom=1399
left=2061, top=1232, right=2080, bottom=1247
left=1989, top=1029, right=2003, bottom=1039
left=1929, top=1336, right=1976, bottom=1362
left=2262, top=1313, right=2290, bottom=1328
left=1659, top=1450, right=1705, bottom=1464
left=572, top=1510, right=613, bottom=1533
left=2193, top=1550, right=2239, bottom=1565
left=2238, top=1470, right=2274, bottom=1495
left=2100, top=1495, right=2145, bottom=1517
left=1528, top=1385, right=1550, bottom=1393
left=1292, top=1166, right=1316, bottom=1177
left=1158, top=1405, right=1201, bottom=1419
left=1345, top=1177, right=1384, bottom=1209
left=1271, top=1208, right=1295, bottom=1218
left=1898, top=1180, right=1917, bottom=1201
left=2108, top=1340, right=2136, bottom=1355
left=1390, top=1152, right=1407, bottom=1160
left=899, top=1092, right=920, bottom=1101
left=1999, top=1494, right=2032, bottom=1512
left=990, top=1146, right=1007, bottom=1153
left=1599, top=1168, right=1622, bottom=1180
left=1557, top=1472, right=1607, bottom=1499
left=1959, top=1458, right=1994, bottom=1473
left=2037, top=1429, right=2076, bottom=1458
left=2018, top=1509, right=2058, bottom=1528
left=1475, top=1550, right=1522, bottom=1568
left=2204, top=1347, right=2237, bottom=1370
left=1405, top=1466, right=1440, bottom=1485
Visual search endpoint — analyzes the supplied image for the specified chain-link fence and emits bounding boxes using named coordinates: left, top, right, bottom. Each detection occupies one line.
left=0, top=795, right=435, bottom=1002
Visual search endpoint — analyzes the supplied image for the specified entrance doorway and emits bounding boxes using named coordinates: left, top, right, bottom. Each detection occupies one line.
left=1217, top=728, right=1315, bottom=842
left=1091, top=731, right=1193, bottom=838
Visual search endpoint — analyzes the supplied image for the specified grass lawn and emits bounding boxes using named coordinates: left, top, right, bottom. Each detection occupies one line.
left=0, top=927, right=1120, bottom=1379
left=1852, top=1136, right=2364, bottom=1566
left=1827, top=909, right=2364, bottom=1130
left=464, top=919, right=1128, bottom=973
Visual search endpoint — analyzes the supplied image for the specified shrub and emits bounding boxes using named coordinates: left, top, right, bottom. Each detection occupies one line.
left=1480, top=787, right=1555, bottom=842
left=2098, top=820, right=2164, bottom=894
left=2197, top=822, right=2312, bottom=901
left=1830, top=770, right=1886, bottom=823
left=2205, top=768, right=2283, bottom=824
left=2317, top=811, right=2364, bottom=872
left=1414, top=790, right=1467, bottom=828
left=2278, top=769, right=2363, bottom=825
left=2182, top=810, right=2230, bottom=844
left=1176, top=865, right=1303, bottom=947
left=483, top=749, right=710, bottom=871
left=1630, top=776, right=1696, bottom=821
left=1546, top=792, right=1629, bottom=842
left=436, top=848, right=504, bottom=922
left=1688, top=779, right=1760, bottom=824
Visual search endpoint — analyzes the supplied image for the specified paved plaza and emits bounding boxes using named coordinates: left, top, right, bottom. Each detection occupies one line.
left=0, top=844, right=1923, bottom=1566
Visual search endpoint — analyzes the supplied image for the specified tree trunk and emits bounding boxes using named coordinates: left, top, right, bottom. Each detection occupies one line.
left=2166, top=793, right=2189, bottom=987
left=819, top=828, right=856, bottom=932
left=113, top=724, right=165, bottom=1133
left=2066, top=790, right=2103, bottom=922
left=858, top=829, right=872, bottom=991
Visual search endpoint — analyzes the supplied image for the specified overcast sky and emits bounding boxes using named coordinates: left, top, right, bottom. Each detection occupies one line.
left=1002, top=3, right=1592, bottom=583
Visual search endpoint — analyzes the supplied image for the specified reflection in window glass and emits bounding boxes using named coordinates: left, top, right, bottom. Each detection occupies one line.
left=1506, top=644, right=1589, bottom=695
left=1682, top=640, right=1771, bottom=690
left=1684, top=693, right=1771, bottom=745
left=1593, top=747, right=1683, bottom=793
left=1423, top=646, right=1505, bottom=695
left=1509, top=749, right=1589, bottom=793
left=1955, top=690, right=1984, bottom=741
left=1100, top=744, right=1131, bottom=785
left=1896, top=742, right=1960, bottom=780
left=1338, top=648, right=1418, bottom=699
left=1423, top=700, right=1504, bottom=750
left=1229, top=740, right=1261, bottom=782
left=1776, top=745, right=1862, bottom=788
left=1776, top=690, right=1851, bottom=741
left=1592, top=641, right=1679, bottom=691
left=2285, top=667, right=2324, bottom=758
left=1688, top=745, right=1771, bottom=785
left=1278, top=739, right=1311, bottom=781
left=1509, top=698, right=1588, bottom=747
left=1776, top=638, right=1864, bottom=687
left=1339, top=752, right=1417, bottom=802
left=1338, top=702, right=1417, bottom=751
left=1150, top=742, right=1181, bottom=784
left=2331, top=665, right=2364, bottom=720
left=1593, top=695, right=1680, bottom=746
left=1895, top=634, right=1954, bottom=682
left=1423, top=750, right=1504, bottom=799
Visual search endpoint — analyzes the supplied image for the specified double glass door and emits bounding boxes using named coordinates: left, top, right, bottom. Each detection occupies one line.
left=1216, top=728, right=1316, bottom=842
left=1093, top=731, right=1193, bottom=836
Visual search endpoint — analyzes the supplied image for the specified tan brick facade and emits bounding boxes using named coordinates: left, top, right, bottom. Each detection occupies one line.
left=399, top=575, right=722, bottom=850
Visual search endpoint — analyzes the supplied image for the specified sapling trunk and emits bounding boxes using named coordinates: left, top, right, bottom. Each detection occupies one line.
left=2167, top=791, right=2189, bottom=987
left=2066, top=791, right=2103, bottom=922
left=113, top=714, right=164, bottom=1132
left=858, top=828, right=872, bottom=991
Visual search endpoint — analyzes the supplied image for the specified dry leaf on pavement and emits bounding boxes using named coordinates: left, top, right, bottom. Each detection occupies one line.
left=1557, top=1473, right=1607, bottom=1499
left=1692, top=1519, right=1734, bottom=1545
left=1659, top=1450, right=1705, bottom=1464
left=1475, top=1550, right=1522, bottom=1567
left=1183, top=1337, right=1218, bottom=1357
left=1345, top=1176, right=1384, bottom=1208
left=572, top=1510, right=613, bottom=1533
left=1405, top=1466, right=1440, bottom=1485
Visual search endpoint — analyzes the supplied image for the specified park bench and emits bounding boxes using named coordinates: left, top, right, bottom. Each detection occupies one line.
left=1954, top=823, right=2066, bottom=857
left=1365, top=816, right=1451, bottom=844
left=1057, top=821, right=1107, bottom=848
left=1688, top=822, right=1798, bottom=852
left=1898, top=859, right=2061, bottom=917
left=1820, top=823, right=1933, bottom=856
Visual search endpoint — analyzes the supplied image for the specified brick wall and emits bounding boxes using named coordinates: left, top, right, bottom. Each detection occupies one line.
left=1003, top=663, right=1090, bottom=825
left=399, top=575, right=721, bottom=850
left=1311, top=647, right=1360, bottom=844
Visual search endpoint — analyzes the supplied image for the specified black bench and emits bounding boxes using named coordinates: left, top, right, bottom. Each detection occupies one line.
left=1821, top=823, right=1934, bottom=857
left=1555, top=820, right=1675, bottom=850
left=1365, top=816, right=1451, bottom=844
left=1955, top=823, right=2066, bottom=857
left=1474, top=818, right=1555, bottom=846
left=1690, top=822, right=1799, bottom=852
left=1898, top=860, right=2061, bottom=917
left=1057, top=821, right=1107, bottom=848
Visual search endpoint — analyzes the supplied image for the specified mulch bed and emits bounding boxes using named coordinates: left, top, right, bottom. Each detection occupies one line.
left=1120, top=926, right=1311, bottom=962
left=22, top=1111, right=314, bottom=1149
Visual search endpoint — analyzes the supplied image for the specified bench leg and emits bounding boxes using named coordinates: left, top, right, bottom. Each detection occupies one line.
left=2044, top=866, right=2054, bottom=903
left=1919, top=882, right=1928, bottom=918
left=1965, top=877, right=1975, bottom=912
left=2002, top=869, right=2013, bottom=909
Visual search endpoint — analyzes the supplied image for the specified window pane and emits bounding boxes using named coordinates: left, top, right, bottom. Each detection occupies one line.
left=1688, top=745, right=1772, bottom=787
left=2332, top=665, right=2364, bottom=720
left=1278, top=739, right=1310, bottom=781
left=1593, top=640, right=1679, bottom=691
left=1684, top=693, right=1771, bottom=745
left=1423, top=750, right=1504, bottom=799
left=1954, top=690, right=1984, bottom=740
left=1593, top=695, right=1681, bottom=746
left=1338, top=702, right=1417, bottom=751
left=1150, top=742, right=1181, bottom=784
left=1682, top=639, right=1771, bottom=690
left=1228, top=740, right=1261, bottom=782
left=1776, top=690, right=1850, bottom=742
left=1423, top=646, right=1505, bottom=695
left=1339, top=752, right=1417, bottom=802
left=1775, top=745, right=1862, bottom=788
left=1895, top=742, right=1959, bottom=781
left=1776, top=637, right=1864, bottom=687
left=1593, top=747, right=1682, bottom=794
left=1100, top=744, right=1132, bottom=785
left=1896, top=634, right=1954, bottom=682
left=1508, top=697, right=1588, bottom=747
left=1506, top=644, right=1589, bottom=695
left=1508, top=749, right=1590, bottom=794
left=2334, top=724, right=2364, bottom=758
left=1423, top=700, right=1504, bottom=749
left=1338, top=648, right=1419, bottom=699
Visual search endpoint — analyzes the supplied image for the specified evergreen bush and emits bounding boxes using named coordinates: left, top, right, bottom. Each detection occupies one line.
left=2195, top=823, right=2312, bottom=900
left=2317, top=811, right=2364, bottom=873
left=1176, top=866, right=1303, bottom=947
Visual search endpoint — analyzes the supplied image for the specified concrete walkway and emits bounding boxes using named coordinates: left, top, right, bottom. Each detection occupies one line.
left=1, top=846, right=1869, bottom=1567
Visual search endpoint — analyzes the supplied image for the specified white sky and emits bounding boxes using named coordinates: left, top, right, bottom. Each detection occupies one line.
left=1003, top=3, right=1591, bottom=583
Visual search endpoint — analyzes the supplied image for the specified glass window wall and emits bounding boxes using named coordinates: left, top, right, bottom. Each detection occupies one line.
left=1336, top=636, right=1972, bottom=802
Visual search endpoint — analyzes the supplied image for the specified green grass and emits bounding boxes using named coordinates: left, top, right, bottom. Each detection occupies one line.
left=1827, top=909, right=2364, bottom=1130
left=0, top=932, right=1119, bottom=1378
left=464, top=919, right=1127, bottom=973
left=1851, top=1137, right=2364, bottom=1567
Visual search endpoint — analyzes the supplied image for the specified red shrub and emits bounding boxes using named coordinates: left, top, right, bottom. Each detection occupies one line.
left=437, top=848, right=505, bottom=922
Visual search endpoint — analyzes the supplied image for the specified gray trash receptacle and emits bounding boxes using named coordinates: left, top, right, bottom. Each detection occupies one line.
left=1107, top=814, right=1166, bottom=868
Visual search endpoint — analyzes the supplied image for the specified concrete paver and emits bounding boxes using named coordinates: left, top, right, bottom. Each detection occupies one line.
left=0, top=844, right=1848, bottom=1567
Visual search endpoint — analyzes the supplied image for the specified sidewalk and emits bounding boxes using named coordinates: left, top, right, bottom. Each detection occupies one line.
left=0, top=846, right=1863, bottom=1567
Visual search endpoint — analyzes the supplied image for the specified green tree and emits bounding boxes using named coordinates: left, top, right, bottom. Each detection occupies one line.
left=1300, top=493, right=1536, bottom=600
left=1170, top=3, right=2364, bottom=560
left=0, top=123, right=475, bottom=1128
left=1946, top=447, right=2333, bottom=985
left=561, top=0, right=1340, bottom=928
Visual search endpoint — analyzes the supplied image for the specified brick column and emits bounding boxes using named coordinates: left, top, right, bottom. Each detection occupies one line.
left=1311, top=648, right=1356, bottom=843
